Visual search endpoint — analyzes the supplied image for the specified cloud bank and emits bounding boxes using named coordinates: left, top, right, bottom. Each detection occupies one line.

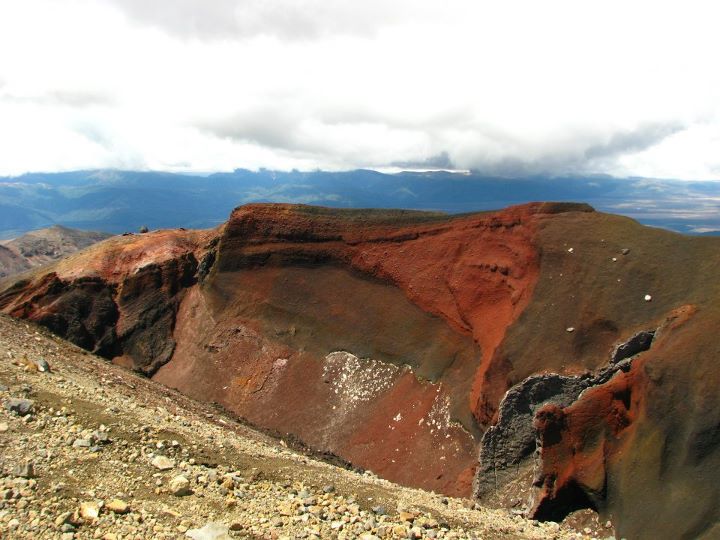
left=0, top=0, right=719, bottom=179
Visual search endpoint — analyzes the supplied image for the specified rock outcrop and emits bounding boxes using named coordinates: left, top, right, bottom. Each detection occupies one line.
left=475, top=330, right=655, bottom=500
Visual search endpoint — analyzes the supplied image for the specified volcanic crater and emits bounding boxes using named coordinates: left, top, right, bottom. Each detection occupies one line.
left=2, top=202, right=719, bottom=539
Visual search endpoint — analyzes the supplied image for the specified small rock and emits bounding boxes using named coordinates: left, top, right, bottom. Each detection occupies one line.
left=220, top=477, right=234, bottom=490
left=73, top=438, right=92, bottom=448
left=12, top=461, right=36, bottom=478
left=4, top=398, right=33, bottom=416
left=621, top=248, right=630, bottom=255
left=35, top=358, right=51, bottom=372
left=392, top=525, right=408, bottom=537
left=106, top=498, right=129, bottom=514
left=372, top=505, right=386, bottom=515
left=0, top=422, right=8, bottom=432
left=79, top=501, right=100, bottom=521
left=567, top=247, right=574, bottom=253
left=644, top=294, right=652, bottom=302
left=566, top=327, right=575, bottom=332
left=92, top=430, right=111, bottom=444
left=170, top=475, right=191, bottom=496
left=55, top=512, right=72, bottom=527
left=399, top=511, right=416, bottom=522
left=185, top=521, right=232, bottom=540
left=151, top=455, right=175, bottom=470
left=322, top=484, right=335, bottom=493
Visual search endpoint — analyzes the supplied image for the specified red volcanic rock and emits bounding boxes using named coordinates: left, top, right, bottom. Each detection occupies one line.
left=153, top=203, right=570, bottom=494
left=529, top=304, right=720, bottom=539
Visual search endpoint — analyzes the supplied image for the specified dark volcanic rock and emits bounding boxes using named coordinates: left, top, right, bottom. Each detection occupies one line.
left=0, top=230, right=208, bottom=375
left=611, top=330, right=654, bottom=364
left=4, top=398, right=33, bottom=416
left=474, top=373, right=592, bottom=497
left=475, top=329, right=657, bottom=500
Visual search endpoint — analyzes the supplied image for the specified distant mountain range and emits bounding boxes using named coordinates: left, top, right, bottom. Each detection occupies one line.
left=1, top=169, right=718, bottom=238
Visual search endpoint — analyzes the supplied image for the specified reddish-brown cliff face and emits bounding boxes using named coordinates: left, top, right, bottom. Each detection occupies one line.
left=0, top=229, right=213, bottom=373
left=153, top=203, right=577, bottom=495
left=0, top=203, right=571, bottom=495
left=2, top=202, right=720, bottom=538
left=530, top=304, right=720, bottom=539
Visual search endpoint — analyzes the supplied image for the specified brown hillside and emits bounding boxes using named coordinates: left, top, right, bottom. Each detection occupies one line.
left=0, top=225, right=112, bottom=279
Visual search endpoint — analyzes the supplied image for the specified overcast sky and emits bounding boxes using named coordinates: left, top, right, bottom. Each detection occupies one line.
left=1, top=0, right=719, bottom=179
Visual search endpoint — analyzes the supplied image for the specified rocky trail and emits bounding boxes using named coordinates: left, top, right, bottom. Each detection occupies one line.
left=0, top=314, right=601, bottom=540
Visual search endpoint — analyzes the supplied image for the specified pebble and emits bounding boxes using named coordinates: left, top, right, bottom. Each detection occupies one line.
left=169, top=475, right=191, bottom=496
left=79, top=501, right=100, bottom=520
left=151, top=455, right=175, bottom=470
left=372, top=505, right=386, bottom=515
left=12, top=461, right=36, bottom=478
left=106, top=498, right=129, bottom=514
left=4, top=398, right=34, bottom=416
left=185, top=521, right=232, bottom=539
left=35, top=358, right=51, bottom=372
left=399, top=511, right=417, bottom=522
left=73, top=438, right=92, bottom=448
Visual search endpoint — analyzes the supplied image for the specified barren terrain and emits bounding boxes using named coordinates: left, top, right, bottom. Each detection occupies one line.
left=0, top=314, right=598, bottom=539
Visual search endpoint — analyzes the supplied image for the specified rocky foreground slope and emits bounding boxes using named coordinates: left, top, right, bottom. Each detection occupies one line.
left=0, top=314, right=584, bottom=540
left=1, top=202, right=719, bottom=539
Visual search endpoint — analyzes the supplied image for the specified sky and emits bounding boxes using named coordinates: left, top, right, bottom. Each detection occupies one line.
left=1, top=0, right=719, bottom=179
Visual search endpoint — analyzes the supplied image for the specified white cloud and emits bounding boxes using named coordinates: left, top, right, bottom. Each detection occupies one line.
left=0, top=0, right=719, bottom=178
